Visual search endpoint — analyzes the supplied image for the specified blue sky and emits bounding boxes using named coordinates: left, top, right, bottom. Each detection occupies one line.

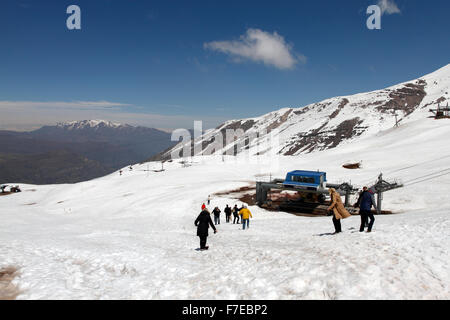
left=0, top=0, right=449, bottom=130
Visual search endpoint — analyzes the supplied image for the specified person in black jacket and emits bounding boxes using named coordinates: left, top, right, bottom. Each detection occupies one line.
left=212, top=207, right=221, bottom=225
left=354, top=186, right=378, bottom=232
left=195, top=208, right=217, bottom=250
left=224, top=205, right=232, bottom=223
left=232, top=204, right=240, bottom=224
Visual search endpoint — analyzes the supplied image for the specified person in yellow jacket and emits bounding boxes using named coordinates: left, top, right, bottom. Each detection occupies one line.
left=239, top=205, right=253, bottom=230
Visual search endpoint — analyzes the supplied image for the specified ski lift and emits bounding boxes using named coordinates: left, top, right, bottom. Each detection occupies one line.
left=429, top=102, right=450, bottom=119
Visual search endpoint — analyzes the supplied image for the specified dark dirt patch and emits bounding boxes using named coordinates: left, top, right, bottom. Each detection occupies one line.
left=238, top=193, right=256, bottom=206
left=343, top=162, right=362, bottom=169
left=0, top=192, right=12, bottom=197
left=0, top=267, right=20, bottom=300
left=213, top=185, right=257, bottom=205
left=214, top=185, right=255, bottom=196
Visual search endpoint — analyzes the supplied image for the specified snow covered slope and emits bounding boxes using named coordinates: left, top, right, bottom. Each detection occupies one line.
left=1, top=107, right=449, bottom=299
left=159, top=64, right=450, bottom=159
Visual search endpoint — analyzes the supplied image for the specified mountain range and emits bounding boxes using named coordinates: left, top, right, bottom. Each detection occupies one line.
left=0, top=120, right=175, bottom=184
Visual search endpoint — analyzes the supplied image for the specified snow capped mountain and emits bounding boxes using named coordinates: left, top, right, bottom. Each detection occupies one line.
left=34, top=119, right=170, bottom=142
left=160, top=64, right=449, bottom=160
left=0, top=121, right=175, bottom=184
left=56, top=120, right=128, bottom=130
left=31, top=120, right=175, bottom=166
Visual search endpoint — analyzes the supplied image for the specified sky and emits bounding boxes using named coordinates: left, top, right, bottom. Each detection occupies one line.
left=0, top=0, right=449, bottom=131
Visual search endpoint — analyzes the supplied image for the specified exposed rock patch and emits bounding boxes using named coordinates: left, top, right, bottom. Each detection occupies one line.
left=266, top=109, right=293, bottom=133
left=329, top=98, right=349, bottom=119
left=376, top=82, right=427, bottom=116
left=283, top=117, right=364, bottom=155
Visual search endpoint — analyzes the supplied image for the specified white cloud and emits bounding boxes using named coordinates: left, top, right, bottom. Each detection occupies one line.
left=377, top=0, right=401, bottom=15
left=0, top=100, right=131, bottom=110
left=204, top=28, right=304, bottom=70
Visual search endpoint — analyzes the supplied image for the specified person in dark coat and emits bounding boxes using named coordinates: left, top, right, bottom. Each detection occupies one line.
left=11, top=185, right=21, bottom=193
left=212, top=207, right=221, bottom=225
left=195, top=208, right=217, bottom=250
left=354, top=186, right=378, bottom=232
left=232, top=204, right=240, bottom=224
left=224, top=205, right=232, bottom=223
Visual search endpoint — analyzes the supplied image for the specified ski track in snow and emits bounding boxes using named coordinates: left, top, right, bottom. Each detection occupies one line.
left=1, top=113, right=450, bottom=299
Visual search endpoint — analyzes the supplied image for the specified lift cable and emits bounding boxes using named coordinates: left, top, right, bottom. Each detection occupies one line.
left=385, top=154, right=450, bottom=175
left=357, top=155, right=450, bottom=189
left=403, top=171, right=450, bottom=187
left=402, top=167, right=450, bottom=185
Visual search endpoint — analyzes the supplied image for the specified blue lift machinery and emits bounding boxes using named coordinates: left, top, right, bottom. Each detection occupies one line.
left=256, top=171, right=402, bottom=215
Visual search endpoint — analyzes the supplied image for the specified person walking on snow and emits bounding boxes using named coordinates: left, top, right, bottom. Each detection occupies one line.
left=212, top=207, right=221, bottom=225
left=207, top=195, right=211, bottom=205
left=232, top=205, right=240, bottom=224
left=354, top=186, right=377, bottom=232
left=224, top=205, right=232, bottom=223
left=239, top=205, right=253, bottom=230
left=328, top=188, right=351, bottom=234
left=195, top=206, right=217, bottom=250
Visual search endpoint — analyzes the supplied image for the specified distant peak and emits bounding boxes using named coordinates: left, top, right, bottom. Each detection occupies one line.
left=56, top=120, right=127, bottom=130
